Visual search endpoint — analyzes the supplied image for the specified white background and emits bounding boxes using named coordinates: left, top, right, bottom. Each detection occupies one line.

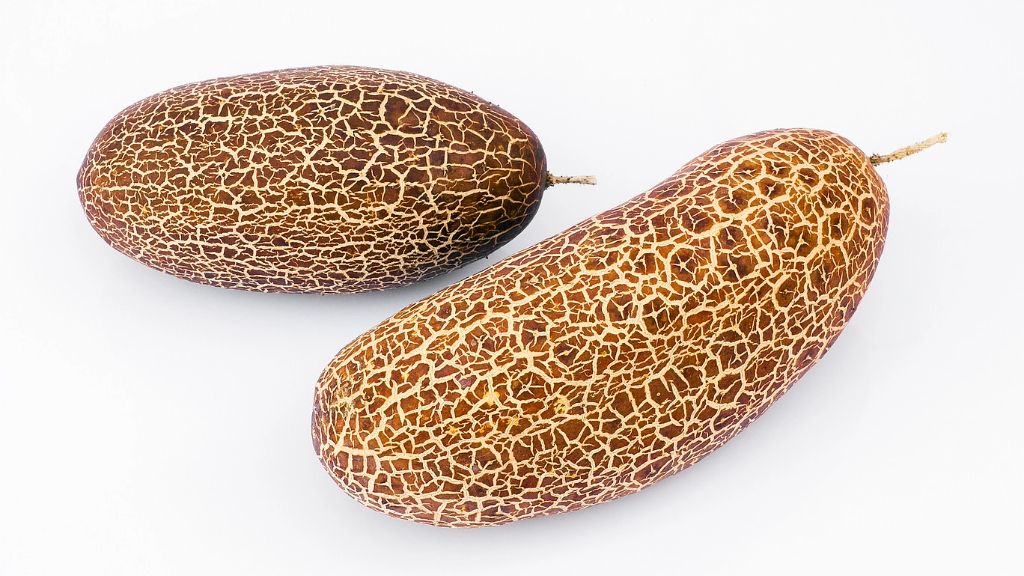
left=1, top=1, right=1022, bottom=574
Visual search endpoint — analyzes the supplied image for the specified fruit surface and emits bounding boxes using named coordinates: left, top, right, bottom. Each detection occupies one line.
left=78, top=66, right=549, bottom=292
left=313, top=128, right=891, bottom=526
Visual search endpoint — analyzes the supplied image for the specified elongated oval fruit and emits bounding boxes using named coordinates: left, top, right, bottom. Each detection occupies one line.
left=312, top=129, right=945, bottom=527
left=78, top=66, right=593, bottom=293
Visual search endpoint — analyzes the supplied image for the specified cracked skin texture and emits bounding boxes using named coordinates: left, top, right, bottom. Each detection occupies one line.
left=313, top=129, right=890, bottom=527
left=78, top=66, right=547, bottom=292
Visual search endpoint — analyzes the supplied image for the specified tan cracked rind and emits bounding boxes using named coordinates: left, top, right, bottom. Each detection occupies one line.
left=78, top=66, right=547, bottom=293
left=312, top=129, right=890, bottom=527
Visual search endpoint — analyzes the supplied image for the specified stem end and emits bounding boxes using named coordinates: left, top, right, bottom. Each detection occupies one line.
left=870, top=132, right=948, bottom=166
left=547, top=172, right=597, bottom=187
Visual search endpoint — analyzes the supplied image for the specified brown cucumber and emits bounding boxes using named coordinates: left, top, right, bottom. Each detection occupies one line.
left=78, top=66, right=592, bottom=293
left=312, top=128, right=945, bottom=526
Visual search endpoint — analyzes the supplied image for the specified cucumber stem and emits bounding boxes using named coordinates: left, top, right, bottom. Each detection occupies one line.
left=870, top=132, right=948, bottom=166
left=547, top=173, right=597, bottom=186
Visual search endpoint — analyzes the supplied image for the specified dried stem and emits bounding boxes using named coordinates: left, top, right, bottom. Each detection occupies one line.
left=547, top=172, right=597, bottom=187
left=870, top=132, right=948, bottom=166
